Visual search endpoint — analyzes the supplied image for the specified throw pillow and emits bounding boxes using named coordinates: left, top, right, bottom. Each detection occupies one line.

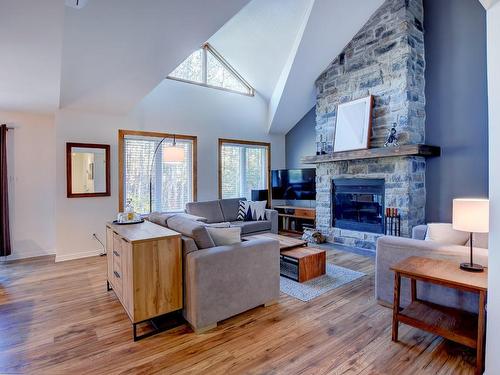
left=424, top=223, right=469, bottom=246
left=465, top=232, right=489, bottom=249
left=237, top=200, right=267, bottom=221
left=206, top=227, right=242, bottom=246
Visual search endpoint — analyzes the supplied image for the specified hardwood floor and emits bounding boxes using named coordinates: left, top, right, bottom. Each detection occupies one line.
left=0, top=249, right=475, bottom=374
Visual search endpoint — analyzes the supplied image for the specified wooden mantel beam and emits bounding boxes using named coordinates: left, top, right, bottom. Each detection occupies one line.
left=301, top=144, right=441, bottom=165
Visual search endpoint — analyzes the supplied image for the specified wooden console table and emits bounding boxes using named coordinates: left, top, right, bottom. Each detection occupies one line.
left=391, top=256, right=487, bottom=375
left=106, top=221, right=182, bottom=341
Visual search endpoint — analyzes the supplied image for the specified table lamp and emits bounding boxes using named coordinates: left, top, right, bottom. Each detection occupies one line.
left=452, top=198, right=489, bottom=272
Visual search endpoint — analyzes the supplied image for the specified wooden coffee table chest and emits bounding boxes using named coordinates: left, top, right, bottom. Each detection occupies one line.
left=244, top=233, right=326, bottom=283
left=280, top=247, right=326, bottom=283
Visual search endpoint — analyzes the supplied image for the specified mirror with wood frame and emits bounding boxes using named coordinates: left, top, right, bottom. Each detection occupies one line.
left=66, top=143, right=110, bottom=198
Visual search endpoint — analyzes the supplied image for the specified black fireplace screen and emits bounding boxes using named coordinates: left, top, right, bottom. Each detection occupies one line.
left=333, top=179, right=385, bottom=234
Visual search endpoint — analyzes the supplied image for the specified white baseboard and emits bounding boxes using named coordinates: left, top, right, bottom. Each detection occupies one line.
left=1, top=249, right=56, bottom=262
left=55, top=249, right=103, bottom=262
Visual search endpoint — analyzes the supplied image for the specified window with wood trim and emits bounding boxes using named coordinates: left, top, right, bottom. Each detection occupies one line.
left=168, top=43, right=254, bottom=96
left=218, top=139, right=270, bottom=200
left=119, top=130, right=197, bottom=214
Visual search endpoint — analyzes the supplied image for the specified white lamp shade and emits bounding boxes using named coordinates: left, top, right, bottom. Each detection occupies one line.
left=163, top=145, right=185, bottom=163
left=452, top=198, right=489, bottom=233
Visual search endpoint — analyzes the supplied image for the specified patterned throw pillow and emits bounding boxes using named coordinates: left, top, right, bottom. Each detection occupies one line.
left=237, top=200, right=267, bottom=221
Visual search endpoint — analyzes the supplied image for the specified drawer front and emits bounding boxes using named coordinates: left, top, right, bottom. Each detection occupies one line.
left=111, top=232, right=124, bottom=295
left=106, top=227, right=114, bottom=283
left=295, top=209, right=315, bottom=219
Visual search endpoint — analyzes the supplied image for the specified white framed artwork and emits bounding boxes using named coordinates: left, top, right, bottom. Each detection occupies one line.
left=333, top=96, right=373, bottom=152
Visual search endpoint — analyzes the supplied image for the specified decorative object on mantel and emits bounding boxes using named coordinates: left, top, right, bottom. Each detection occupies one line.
left=452, top=198, right=489, bottom=272
left=316, top=135, right=327, bottom=155
left=333, top=96, right=373, bottom=153
left=385, top=207, right=401, bottom=236
left=384, top=123, right=400, bottom=148
left=301, top=144, right=441, bottom=164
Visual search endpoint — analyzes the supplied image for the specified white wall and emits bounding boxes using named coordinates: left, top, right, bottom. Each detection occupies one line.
left=0, top=111, right=56, bottom=261
left=55, top=80, right=285, bottom=261
left=486, top=2, right=500, bottom=374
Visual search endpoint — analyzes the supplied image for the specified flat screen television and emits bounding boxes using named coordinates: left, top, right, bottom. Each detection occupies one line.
left=271, top=169, right=316, bottom=200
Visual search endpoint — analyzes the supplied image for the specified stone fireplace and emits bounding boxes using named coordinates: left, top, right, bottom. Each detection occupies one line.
left=311, top=0, right=428, bottom=250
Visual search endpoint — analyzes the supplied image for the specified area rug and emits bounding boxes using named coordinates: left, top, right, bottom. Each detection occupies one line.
left=280, top=263, right=365, bottom=302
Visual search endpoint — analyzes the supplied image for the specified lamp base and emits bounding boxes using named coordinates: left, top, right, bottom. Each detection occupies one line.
left=460, top=262, right=485, bottom=272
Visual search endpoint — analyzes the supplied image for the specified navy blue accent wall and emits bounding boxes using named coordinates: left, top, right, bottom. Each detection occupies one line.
left=285, top=106, right=316, bottom=169
left=285, top=0, right=489, bottom=223
left=424, top=0, right=488, bottom=222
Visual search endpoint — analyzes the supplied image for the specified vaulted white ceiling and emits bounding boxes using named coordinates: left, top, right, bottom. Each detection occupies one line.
left=0, top=0, right=250, bottom=114
left=1, top=0, right=490, bottom=133
left=59, top=0, right=251, bottom=113
left=0, top=0, right=64, bottom=114
left=208, top=0, right=313, bottom=101
left=479, top=0, right=500, bottom=9
left=268, top=0, right=385, bottom=134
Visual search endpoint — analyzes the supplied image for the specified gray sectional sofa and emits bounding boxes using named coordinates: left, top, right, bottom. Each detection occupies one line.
left=186, top=197, right=278, bottom=235
left=149, top=204, right=280, bottom=333
left=376, top=224, right=488, bottom=313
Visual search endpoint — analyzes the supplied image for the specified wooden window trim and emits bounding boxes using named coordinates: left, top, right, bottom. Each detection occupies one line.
left=218, top=138, right=271, bottom=206
left=118, top=129, right=198, bottom=212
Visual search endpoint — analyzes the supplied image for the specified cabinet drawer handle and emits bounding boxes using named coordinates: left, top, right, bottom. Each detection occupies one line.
left=114, top=271, right=121, bottom=278
left=113, top=250, right=120, bottom=257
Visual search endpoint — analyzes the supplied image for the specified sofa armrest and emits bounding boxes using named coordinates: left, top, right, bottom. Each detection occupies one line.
left=184, top=238, right=280, bottom=329
left=412, top=225, right=427, bottom=240
left=265, top=209, right=278, bottom=234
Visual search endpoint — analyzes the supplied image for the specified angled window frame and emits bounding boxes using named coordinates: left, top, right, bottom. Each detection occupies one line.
left=167, top=43, right=255, bottom=97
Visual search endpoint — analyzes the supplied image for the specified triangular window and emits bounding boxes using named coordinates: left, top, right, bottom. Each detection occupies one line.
left=168, top=43, right=254, bottom=96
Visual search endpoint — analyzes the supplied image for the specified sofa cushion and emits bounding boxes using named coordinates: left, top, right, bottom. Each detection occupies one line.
left=230, top=220, right=271, bottom=235
left=206, top=227, right=242, bottom=246
left=166, top=216, right=215, bottom=249
left=204, top=222, right=231, bottom=228
left=148, top=212, right=207, bottom=226
left=220, top=198, right=245, bottom=222
left=186, top=200, right=225, bottom=224
left=424, top=223, right=469, bottom=245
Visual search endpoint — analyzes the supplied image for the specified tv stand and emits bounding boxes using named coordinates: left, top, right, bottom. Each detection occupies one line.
left=273, top=205, right=316, bottom=234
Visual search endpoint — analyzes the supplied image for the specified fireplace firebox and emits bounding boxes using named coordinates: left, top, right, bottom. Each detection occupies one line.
left=333, top=179, right=385, bottom=234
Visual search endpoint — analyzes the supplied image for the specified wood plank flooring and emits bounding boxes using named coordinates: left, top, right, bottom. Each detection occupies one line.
left=0, top=249, right=475, bottom=374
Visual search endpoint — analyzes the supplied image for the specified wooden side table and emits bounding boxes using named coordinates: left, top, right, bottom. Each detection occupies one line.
left=391, top=256, right=487, bottom=375
left=106, top=221, right=183, bottom=341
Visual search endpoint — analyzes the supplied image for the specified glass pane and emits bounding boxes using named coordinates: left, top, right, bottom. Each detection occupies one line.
left=169, top=49, right=203, bottom=83
left=70, top=147, right=107, bottom=194
left=124, top=136, right=193, bottom=214
left=220, top=145, right=242, bottom=199
left=220, top=143, right=267, bottom=200
left=207, top=51, right=248, bottom=94
left=245, top=147, right=266, bottom=199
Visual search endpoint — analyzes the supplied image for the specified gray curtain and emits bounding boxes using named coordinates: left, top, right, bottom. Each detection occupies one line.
left=0, top=124, right=11, bottom=257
